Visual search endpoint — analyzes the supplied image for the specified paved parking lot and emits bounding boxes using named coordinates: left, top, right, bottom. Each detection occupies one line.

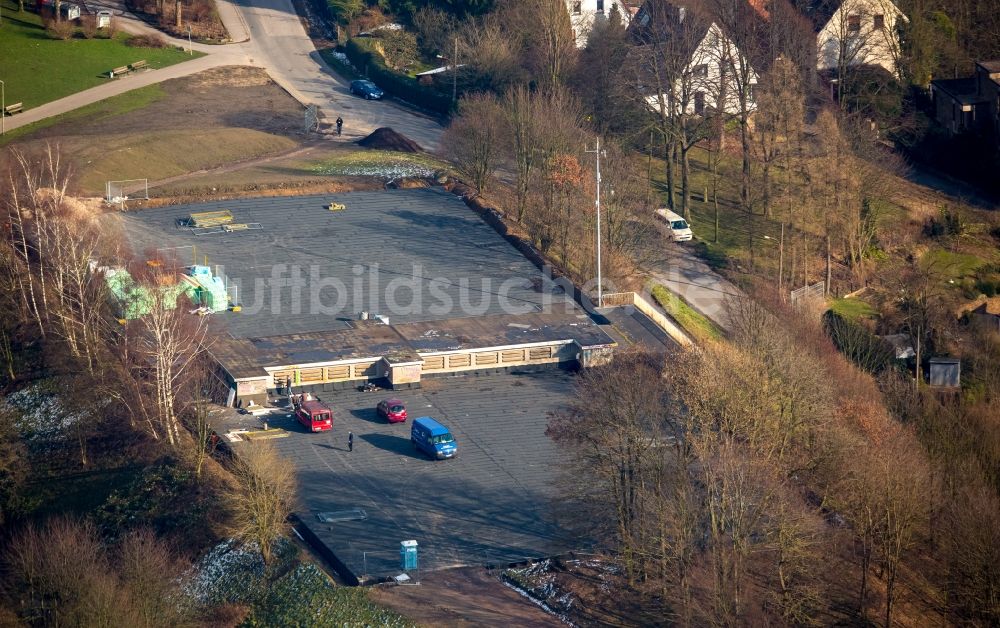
left=243, top=370, right=579, bottom=581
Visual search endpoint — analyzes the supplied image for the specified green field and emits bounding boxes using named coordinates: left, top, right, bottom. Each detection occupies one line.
left=651, top=284, right=724, bottom=343
left=0, top=0, right=198, bottom=109
left=828, top=297, right=878, bottom=322
left=0, top=83, right=166, bottom=145
left=921, top=248, right=988, bottom=281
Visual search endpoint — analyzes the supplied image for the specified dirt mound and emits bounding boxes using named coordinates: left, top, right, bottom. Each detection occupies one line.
left=357, top=127, right=423, bottom=153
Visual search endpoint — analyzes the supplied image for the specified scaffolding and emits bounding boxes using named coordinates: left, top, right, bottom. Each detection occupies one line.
left=186, top=210, right=234, bottom=228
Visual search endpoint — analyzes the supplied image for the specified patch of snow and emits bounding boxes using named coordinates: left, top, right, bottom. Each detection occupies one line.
left=313, top=162, right=436, bottom=180
left=3, top=383, right=87, bottom=442
left=182, top=539, right=265, bottom=606
left=501, top=577, right=577, bottom=627
left=329, top=51, right=357, bottom=72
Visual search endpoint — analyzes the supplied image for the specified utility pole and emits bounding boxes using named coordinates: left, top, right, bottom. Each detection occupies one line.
left=452, top=37, right=458, bottom=105
left=585, top=137, right=604, bottom=305
left=1, top=80, right=5, bottom=136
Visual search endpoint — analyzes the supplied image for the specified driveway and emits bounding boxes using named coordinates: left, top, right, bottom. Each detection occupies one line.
left=643, top=223, right=742, bottom=332
left=3, top=0, right=443, bottom=151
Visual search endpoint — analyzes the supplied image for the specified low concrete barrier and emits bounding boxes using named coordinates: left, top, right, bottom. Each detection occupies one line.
left=600, top=292, right=694, bottom=347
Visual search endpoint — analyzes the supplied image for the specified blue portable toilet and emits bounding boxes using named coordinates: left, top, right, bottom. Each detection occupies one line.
left=400, top=540, right=418, bottom=570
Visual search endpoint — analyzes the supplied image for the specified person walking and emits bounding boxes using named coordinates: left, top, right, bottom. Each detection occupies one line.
left=348, top=431, right=354, bottom=452
left=336, top=116, right=343, bottom=136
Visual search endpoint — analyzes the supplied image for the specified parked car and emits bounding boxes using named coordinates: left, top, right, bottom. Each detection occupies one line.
left=377, top=398, right=407, bottom=423
left=295, top=397, right=333, bottom=432
left=655, top=208, right=694, bottom=242
left=411, top=417, right=456, bottom=460
left=350, top=80, right=384, bottom=100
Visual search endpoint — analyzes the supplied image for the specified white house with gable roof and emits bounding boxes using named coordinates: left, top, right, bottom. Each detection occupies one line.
left=798, top=0, right=906, bottom=77
left=566, top=0, right=628, bottom=47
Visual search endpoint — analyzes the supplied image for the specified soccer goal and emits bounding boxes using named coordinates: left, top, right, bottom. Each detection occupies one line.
left=106, top=179, right=150, bottom=205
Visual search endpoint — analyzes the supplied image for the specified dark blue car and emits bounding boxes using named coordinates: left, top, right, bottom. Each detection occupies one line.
left=350, top=79, right=384, bottom=100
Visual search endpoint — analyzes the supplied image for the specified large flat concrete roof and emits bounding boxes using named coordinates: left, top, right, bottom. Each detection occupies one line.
left=114, top=189, right=578, bottom=340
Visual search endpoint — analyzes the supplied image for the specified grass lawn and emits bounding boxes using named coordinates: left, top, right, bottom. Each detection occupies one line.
left=0, top=0, right=198, bottom=109
left=73, top=127, right=298, bottom=193
left=0, top=83, right=166, bottom=146
left=921, top=248, right=987, bottom=281
left=651, top=284, right=724, bottom=343
left=828, top=297, right=877, bottom=322
left=648, top=148, right=783, bottom=275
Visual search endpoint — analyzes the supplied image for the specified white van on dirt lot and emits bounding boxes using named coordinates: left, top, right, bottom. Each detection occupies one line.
left=655, top=208, right=694, bottom=242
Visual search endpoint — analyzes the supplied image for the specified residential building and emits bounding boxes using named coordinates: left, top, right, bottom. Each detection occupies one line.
left=794, top=0, right=906, bottom=77
left=630, top=0, right=761, bottom=116
left=566, top=0, right=629, bottom=47
left=930, top=61, right=1000, bottom=137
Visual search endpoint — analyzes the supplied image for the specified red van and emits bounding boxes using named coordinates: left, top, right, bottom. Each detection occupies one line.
left=296, top=398, right=333, bottom=432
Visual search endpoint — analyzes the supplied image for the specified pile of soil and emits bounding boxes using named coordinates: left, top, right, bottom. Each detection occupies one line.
left=357, top=127, right=423, bottom=153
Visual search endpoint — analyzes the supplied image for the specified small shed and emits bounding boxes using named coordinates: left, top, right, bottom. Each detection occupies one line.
left=928, top=357, right=961, bottom=388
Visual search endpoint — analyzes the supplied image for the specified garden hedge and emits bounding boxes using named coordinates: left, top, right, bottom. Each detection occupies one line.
left=343, top=38, right=454, bottom=115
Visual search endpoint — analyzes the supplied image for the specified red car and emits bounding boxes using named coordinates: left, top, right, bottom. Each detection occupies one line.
left=296, top=398, right=333, bottom=432
left=377, top=398, right=407, bottom=423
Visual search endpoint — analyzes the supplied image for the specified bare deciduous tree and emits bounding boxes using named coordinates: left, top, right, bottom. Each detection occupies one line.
left=122, top=266, right=209, bottom=446
left=442, top=93, right=505, bottom=193
left=228, top=440, right=297, bottom=565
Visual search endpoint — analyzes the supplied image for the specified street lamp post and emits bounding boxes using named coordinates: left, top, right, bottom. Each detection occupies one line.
left=585, top=137, right=605, bottom=306
left=187, top=26, right=193, bottom=55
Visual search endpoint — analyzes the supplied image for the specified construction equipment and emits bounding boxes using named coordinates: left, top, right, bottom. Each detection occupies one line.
left=187, top=210, right=234, bottom=228
left=192, top=222, right=263, bottom=236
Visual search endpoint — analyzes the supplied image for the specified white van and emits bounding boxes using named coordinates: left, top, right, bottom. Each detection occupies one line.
left=655, top=208, right=693, bottom=242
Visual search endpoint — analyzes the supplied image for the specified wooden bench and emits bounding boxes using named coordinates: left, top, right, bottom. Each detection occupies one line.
left=129, top=60, right=149, bottom=72
left=109, top=65, right=130, bottom=79
left=3, top=102, right=23, bottom=116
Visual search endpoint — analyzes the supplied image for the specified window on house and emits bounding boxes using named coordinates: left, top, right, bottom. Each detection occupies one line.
left=573, top=1, right=581, bottom=15
left=596, top=0, right=604, bottom=13
left=847, top=14, right=861, bottom=33
left=694, top=92, right=705, bottom=115
left=693, top=64, right=708, bottom=77
left=874, top=14, right=885, bottom=29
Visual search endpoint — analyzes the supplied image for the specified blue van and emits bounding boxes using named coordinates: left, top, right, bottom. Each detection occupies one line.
left=411, top=417, right=457, bottom=460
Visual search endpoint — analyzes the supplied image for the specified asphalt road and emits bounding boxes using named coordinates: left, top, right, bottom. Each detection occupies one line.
left=644, top=222, right=743, bottom=332
left=3, top=0, right=444, bottom=150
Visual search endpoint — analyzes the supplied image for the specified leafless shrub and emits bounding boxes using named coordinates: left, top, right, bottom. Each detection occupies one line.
left=79, top=14, right=98, bottom=39
left=126, top=33, right=167, bottom=48
left=45, top=19, right=75, bottom=40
